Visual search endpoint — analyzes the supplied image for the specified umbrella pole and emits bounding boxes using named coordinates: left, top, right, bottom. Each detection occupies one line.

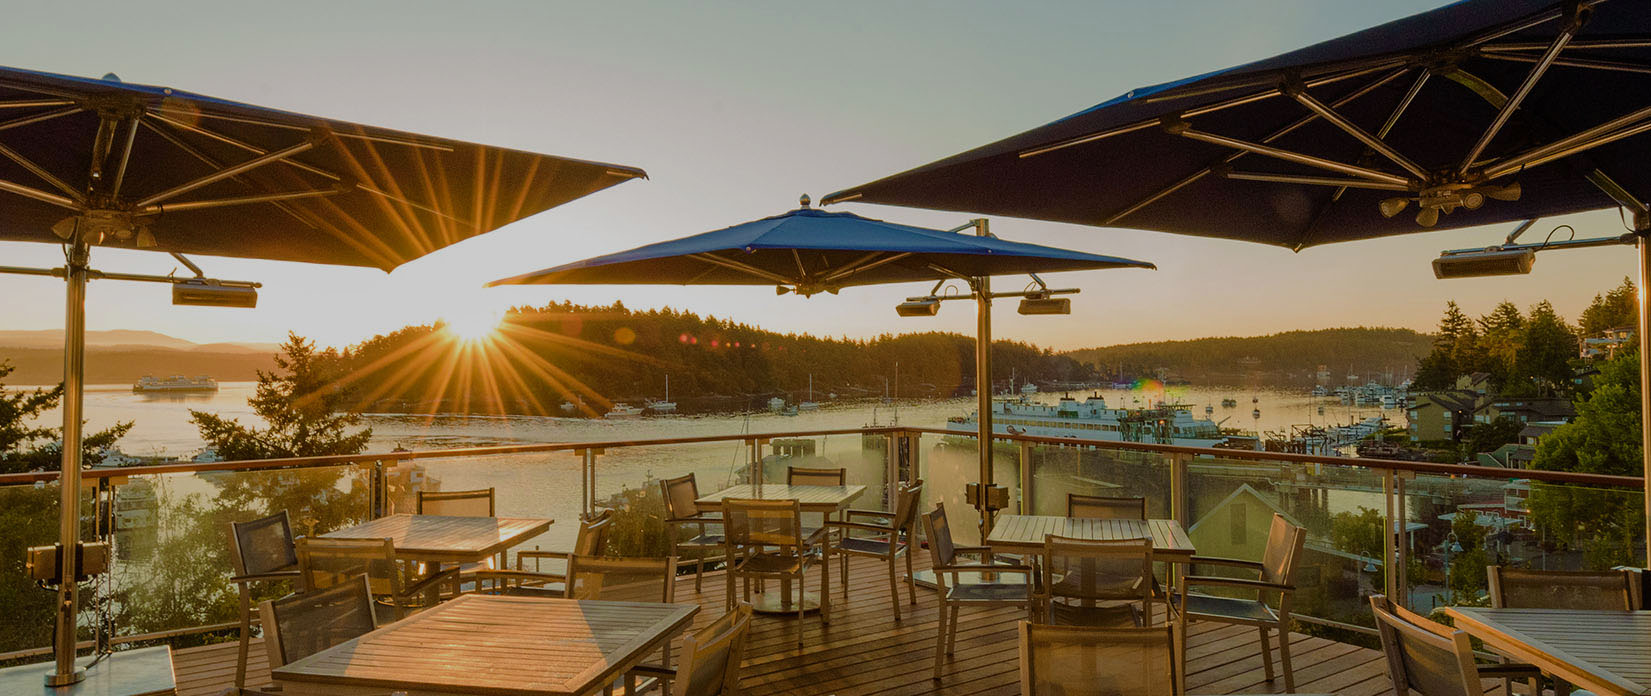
left=1640, top=231, right=1651, bottom=567
left=975, top=274, right=994, bottom=540
left=49, top=237, right=89, bottom=686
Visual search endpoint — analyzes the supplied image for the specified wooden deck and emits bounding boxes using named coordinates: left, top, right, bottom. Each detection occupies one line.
left=175, top=555, right=1410, bottom=696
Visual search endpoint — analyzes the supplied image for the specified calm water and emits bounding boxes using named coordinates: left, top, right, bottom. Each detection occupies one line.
left=34, top=381, right=1405, bottom=551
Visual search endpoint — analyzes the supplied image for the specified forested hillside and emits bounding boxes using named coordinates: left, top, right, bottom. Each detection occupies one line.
left=1063, top=327, right=1433, bottom=384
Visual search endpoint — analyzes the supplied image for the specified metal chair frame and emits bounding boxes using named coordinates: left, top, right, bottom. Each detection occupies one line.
left=1371, top=599, right=1484, bottom=696
left=1066, top=493, right=1147, bottom=520
left=1175, top=512, right=1306, bottom=692
left=294, top=536, right=461, bottom=621
left=721, top=497, right=830, bottom=647
left=786, top=466, right=847, bottom=486
left=1037, top=534, right=1164, bottom=627
left=228, top=510, right=302, bottom=689
left=663, top=473, right=725, bottom=593
left=827, top=479, right=923, bottom=620
left=923, top=502, right=1035, bottom=680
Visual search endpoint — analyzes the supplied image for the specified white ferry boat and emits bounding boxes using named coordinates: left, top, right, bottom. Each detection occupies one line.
left=946, top=394, right=1230, bottom=447
left=132, top=374, right=218, bottom=393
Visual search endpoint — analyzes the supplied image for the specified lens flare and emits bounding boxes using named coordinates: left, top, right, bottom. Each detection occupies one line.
left=441, top=306, right=503, bottom=342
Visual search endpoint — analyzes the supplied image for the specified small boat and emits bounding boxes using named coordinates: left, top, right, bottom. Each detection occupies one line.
left=1204, top=404, right=1214, bottom=415
left=133, top=374, right=218, bottom=393
left=768, top=396, right=786, bottom=412
left=1252, top=408, right=1262, bottom=419
left=605, top=403, right=644, bottom=419
left=797, top=375, right=820, bottom=411
left=645, top=375, right=677, bottom=414
left=1021, top=382, right=1039, bottom=395
left=1311, top=385, right=1328, bottom=398
left=1220, top=398, right=1238, bottom=408
left=779, top=405, right=800, bottom=417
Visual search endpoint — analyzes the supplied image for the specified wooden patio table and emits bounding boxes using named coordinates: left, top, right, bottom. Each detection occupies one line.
left=271, top=594, right=698, bottom=696
left=979, top=514, right=1197, bottom=593
left=697, top=483, right=865, bottom=613
left=322, top=513, right=551, bottom=602
left=1445, top=607, right=1651, bottom=696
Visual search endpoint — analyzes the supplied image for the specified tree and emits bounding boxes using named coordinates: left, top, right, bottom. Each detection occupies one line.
left=1331, top=506, right=1383, bottom=561
left=0, top=360, right=131, bottom=651
left=1528, top=346, right=1642, bottom=568
left=1447, top=511, right=1490, bottom=603
left=1477, top=302, right=1524, bottom=390
left=1462, top=417, right=1523, bottom=459
left=1511, top=301, right=1577, bottom=397
left=1579, top=277, right=1637, bottom=336
left=191, top=333, right=371, bottom=459
left=1414, top=302, right=1481, bottom=390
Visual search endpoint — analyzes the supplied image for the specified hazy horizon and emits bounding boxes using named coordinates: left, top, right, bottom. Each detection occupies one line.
left=0, top=0, right=1638, bottom=352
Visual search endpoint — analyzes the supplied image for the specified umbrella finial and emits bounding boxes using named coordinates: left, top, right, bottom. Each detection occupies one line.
left=798, top=193, right=811, bottom=209
left=101, top=73, right=121, bottom=82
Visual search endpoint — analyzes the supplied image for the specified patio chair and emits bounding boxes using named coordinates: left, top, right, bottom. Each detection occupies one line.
left=228, top=510, right=302, bottom=689
left=416, top=487, right=501, bottom=575
left=1371, top=599, right=1484, bottom=696
left=631, top=603, right=755, bottom=696
left=787, top=466, right=846, bottom=486
left=922, top=502, right=1035, bottom=680
left=1038, top=535, right=1163, bottom=627
left=826, top=479, right=923, bottom=620
left=1488, top=566, right=1635, bottom=611
left=258, top=574, right=377, bottom=671
left=723, top=497, right=830, bottom=646
left=662, top=473, right=725, bottom=593
left=1369, top=594, right=1542, bottom=696
left=1019, top=622, right=1179, bottom=696
left=470, top=509, right=613, bottom=596
left=1066, top=494, right=1147, bottom=520
left=1175, top=512, right=1306, bottom=692
left=294, top=536, right=461, bottom=622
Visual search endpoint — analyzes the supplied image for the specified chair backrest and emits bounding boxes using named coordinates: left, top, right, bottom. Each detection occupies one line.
left=674, top=603, right=754, bottom=696
left=662, top=474, right=704, bottom=520
left=230, top=510, right=299, bottom=577
left=1259, top=513, right=1307, bottom=586
left=294, top=536, right=401, bottom=596
left=574, top=509, right=615, bottom=557
left=1488, top=566, right=1634, bottom=611
left=922, top=503, right=958, bottom=569
left=1066, top=494, right=1147, bottom=520
left=1368, top=594, right=1457, bottom=639
left=891, top=479, right=925, bottom=534
left=1019, top=622, right=1178, bottom=696
left=416, top=487, right=495, bottom=517
left=1370, top=599, right=1482, bottom=696
left=1040, top=535, right=1154, bottom=604
left=260, top=574, right=377, bottom=668
left=723, top=498, right=804, bottom=549
left=566, top=555, right=677, bottom=603
left=787, top=466, right=846, bottom=486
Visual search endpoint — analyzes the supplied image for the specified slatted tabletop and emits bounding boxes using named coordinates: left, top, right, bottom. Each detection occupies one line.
left=984, top=515, right=1196, bottom=559
left=697, top=483, right=866, bottom=514
left=272, top=594, right=698, bottom=696
left=1446, top=608, right=1651, bottom=696
left=321, top=514, right=552, bottom=564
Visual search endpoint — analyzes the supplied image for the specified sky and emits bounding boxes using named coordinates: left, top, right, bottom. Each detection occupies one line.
left=0, top=0, right=1638, bottom=352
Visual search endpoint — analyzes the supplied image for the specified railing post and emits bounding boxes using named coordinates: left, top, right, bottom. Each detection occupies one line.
left=370, top=459, right=386, bottom=519
left=1383, top=467, right=1398, bottom=602
left=1018, top=440, right=1035, bottom=515
left=581, top=448, right=602, bottom=519
left=1396, top=471, right=1410, bottom=608
left=884, top=431, right=900, bottom=509
left=747, top=438, right=770, bottom=488
left=1170, top=452, right=1190, bottom=526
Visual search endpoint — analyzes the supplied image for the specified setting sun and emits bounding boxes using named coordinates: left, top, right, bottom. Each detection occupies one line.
left=440, top=307, right=503, bottom=342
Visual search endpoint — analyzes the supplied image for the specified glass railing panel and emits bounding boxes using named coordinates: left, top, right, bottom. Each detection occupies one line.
left=0, top=479, right=93, bottom=654
left=1402, top=474, right=1646, bottom=612
left=1186, top=454, right=1387, bottom=631
left=106, top=462, right=373, bottom=645
left=919, top=432, right=1020, bottom=546
left=1026, top=443, right=1172, bottom=518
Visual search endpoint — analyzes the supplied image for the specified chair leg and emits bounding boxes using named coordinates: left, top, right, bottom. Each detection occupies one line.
left=235, top=585, right=252, bottom=688
left=932, top=602, right=948, bottom=680
left=840, top=548, right=850, bottom=599
left=821, top=557, right=831, bottom=625
left=946, top=606, right=960, bottom=656
left=1258, top=626, right=1276, bottom=682
left=905, top=550, right=917, bottom=604
left=1278, top=621, right=1296, bottom=692
left=888, top=556, right=901, bottom=621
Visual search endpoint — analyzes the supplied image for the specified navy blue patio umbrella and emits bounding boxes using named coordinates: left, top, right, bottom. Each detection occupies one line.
left=823, top=0, right=1651, bottom=566
left=490, top=198, right=1155, bottom=543
left=0, top=65, right=644, bottom=686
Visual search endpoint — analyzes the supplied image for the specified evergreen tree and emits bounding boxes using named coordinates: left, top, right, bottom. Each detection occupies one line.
left=1512, top=301, right=1577, bottom=397
left=1579, top=277, right=1637, bottom=336
left=1477, top=301, right=1524, bottom=390
left=1528, top=347, right=1641, bottom=568
left=190, top=332, right=371, bottom=459
left=0, top=361, right=132, bottom=474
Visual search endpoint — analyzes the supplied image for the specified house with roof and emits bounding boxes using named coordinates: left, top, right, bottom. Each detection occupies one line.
left=1581, top=326, right=1634, bottom=360
left=1483, top=396, right=1576, bottom=425
left=1407, top=390, right=1486, bottom=442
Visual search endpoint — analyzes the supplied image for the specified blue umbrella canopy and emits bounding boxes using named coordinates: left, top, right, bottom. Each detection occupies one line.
left=487, top=204, right=1154, bottom=294
left=823, top=0, right=1651, bottom=250
left=0, top=65, right=646, bottom=270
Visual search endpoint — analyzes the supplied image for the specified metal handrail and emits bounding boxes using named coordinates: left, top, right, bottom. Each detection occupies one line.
left=906, top=426, right=1645, bottom=490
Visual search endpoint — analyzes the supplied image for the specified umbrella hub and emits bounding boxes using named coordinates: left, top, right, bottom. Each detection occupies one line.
left=51, top=210, right=152, bottom=247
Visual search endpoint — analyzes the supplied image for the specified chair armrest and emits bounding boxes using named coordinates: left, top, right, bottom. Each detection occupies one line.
left=629, top=664, right=676, bottom=679
left=825, top=520, right=894, bottom=535
left=402, top=565, right=464, bottom=596
left=471, top=569, right=567, bottom=584
left=845, top=508, right=893, bottom=519
left=230, top=569, right=302, bottom=585
left=953, top=545, right=994, bottom=555
left=935, top=563, right=1032, bottom=575
left=515, top=550, right=568, bottom=571
left=1189, top=556, right=1265, bottom=571
left=1182, top=575, right=1292, bottom=592
left=1477, top=663, right=1544, bottom=678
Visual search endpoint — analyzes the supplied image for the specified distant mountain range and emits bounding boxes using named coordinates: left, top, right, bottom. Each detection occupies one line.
left=0, top=330, right=277, bottom=385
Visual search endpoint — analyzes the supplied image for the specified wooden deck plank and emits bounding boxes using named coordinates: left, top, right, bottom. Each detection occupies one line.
left=174, top=553, right=1396, bottom=696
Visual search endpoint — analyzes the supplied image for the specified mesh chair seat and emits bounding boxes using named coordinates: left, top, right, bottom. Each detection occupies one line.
left=1051, top=571, right=1159, bottom=598
left=1489, top=566, right=1635, bottom=611
left=1048, top=601, right=1142, bottom=628
left=683, top=531, right=725, bottom=547
left=949, top=582, right=1039, bottom=603
left=737, top=550, right=819, bottom=575
left=1019, top=623, right=1177, bottom=696
left=838, top=535, right=905, bottom=556
left=1179, top=592, right=1279, bottom=623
